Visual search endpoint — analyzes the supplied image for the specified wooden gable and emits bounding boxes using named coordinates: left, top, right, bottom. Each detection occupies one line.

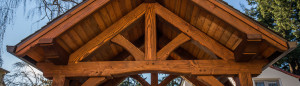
left=7, top=0, right=297, bottom=85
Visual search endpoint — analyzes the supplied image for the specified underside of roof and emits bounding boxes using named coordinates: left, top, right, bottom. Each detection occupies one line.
left=7, top=0, right=299, bottom=85
left=7, top=0, right=296, bottom=73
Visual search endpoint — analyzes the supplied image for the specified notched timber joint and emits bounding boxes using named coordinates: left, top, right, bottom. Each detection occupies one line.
left=234, top=34, right=262, bottom=62
left=36, top=38, right=69, bottom=65
left=111, top=34, right=145, bottom=61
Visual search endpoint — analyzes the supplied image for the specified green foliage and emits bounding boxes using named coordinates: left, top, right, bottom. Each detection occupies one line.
left=245, top=0, right=300, bottom=40
left=244, top=0, right=300, bottom=75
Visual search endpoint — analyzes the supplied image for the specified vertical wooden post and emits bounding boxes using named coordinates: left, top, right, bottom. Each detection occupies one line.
left=151, top=73, right=158, bottom=86
left=197, top=76, right=224, bottom=86
left=52, top=75, right=67, bottom=86
left=238, top=72, right=253, bottom=86
left=145, top=3, right=157, bottom=60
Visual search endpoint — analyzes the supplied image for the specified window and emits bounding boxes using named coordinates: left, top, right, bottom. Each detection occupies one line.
left=254, top=80, right=280, bottom=86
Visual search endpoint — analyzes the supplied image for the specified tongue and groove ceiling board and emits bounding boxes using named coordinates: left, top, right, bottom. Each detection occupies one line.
left=7, top=0, right=295, bottom=85
left=9, top=0, right=291, bottom=64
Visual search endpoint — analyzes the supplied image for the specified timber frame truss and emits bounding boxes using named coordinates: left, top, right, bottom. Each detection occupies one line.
left=7, top=0, right=297, bottom=86
left=36, top=3, right=264, bottom=86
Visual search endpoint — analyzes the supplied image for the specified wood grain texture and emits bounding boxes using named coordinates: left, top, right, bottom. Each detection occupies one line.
left=263, top=42, right=297, bottom=70
left=82, top=77, right=106, bottom=86
left=197, top=76, right=224, bottom=86
left=151, top=73, right=158, bottom=86
left=111, top=34, right=144, bottom=61
left=157, top=33, right=190, bottom=60
left=38, top=60, right=267, bottom=77
left=15, top=0, right=110, bottom=56
left=155, top=3, right=234, bottom=60
left=234, top=34, right=262, bottom=62
left=68, top=3, right=147, bottom=63
left=192, top=0, right=287, bottom=51
left=37, top=38, right=69, bottom=65
left=238, top=72, right=253, bottom=86
left=145, top=3, right=157, bottom=60
left=52, top=75, right=66, bottom=86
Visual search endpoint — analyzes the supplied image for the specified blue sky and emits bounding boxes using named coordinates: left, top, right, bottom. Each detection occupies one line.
left=2, top=0, right=251, bottom=80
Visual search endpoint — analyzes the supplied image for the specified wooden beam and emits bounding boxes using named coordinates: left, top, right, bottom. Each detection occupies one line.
left=52, top=75, right=67, bottom=86
left=157, top=33, right=190, bottom=60
left=37, top=60, right=267, bottom=77
left=15, top=0, right=110, bottom=56
left=111, top=34, right=145, bottom=61
left=263, top=42, right=297, bottom=69
left=158, top=36, right=195, bottom=60
left=151, top=73, right=158, bottom=86
left=158, top=75, right=178, bottom=86
left=130, top=75, right=150, bottom=86
left=68, top=3, right=147, bottom=63
left=182, top=76, right=207, bottom=86
left=155, top=3, right=234, bottom=61
left=234, top=34, right=262, bottom=62
left=37, top=38, right=69, bottom=65
left=191, top=40, right=218, bottom=59
left=102, top=76, right=127, bottom=86
left=82, top=77, right=106, bottom=86
left=197, top=76, right=224, bottom=86
left=238, top=73, right=253, bottom=86
left=191, top=0, right=288, bottom=51
left=145, top=0, right=156, bottom=3
left=145, top=3, right=157, bottom=60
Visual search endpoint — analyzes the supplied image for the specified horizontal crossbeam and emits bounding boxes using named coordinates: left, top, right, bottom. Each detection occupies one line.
left=37, top=60, right=267, bottom=77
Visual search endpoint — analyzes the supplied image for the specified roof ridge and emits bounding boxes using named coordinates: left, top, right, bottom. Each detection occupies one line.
left=270, top=66, right=300, bottom=78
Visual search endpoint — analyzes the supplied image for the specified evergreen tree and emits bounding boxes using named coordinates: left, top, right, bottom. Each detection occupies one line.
left=243, top=0, right=300, bottom=75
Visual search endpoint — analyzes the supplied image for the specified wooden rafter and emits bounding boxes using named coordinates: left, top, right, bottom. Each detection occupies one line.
left=130, top=75, right=150, bottom=86
left=15, top=0, right=110, bottom=56
left=154, top=3, right=234, bottom=61
left=263, top=42, right=297, bottom=69
left=157, top=33, right=190, bottom=60
left=191, top=0, right=287, bottom=51
left=111, top=34, right=145, bottom=61
left=145, top=3, right=157, bottom=60
left=82, top=77, right=106, bottom=86
left=37, top=60, right=267, bottom=77
left=191, top=40, right=218, bottom=59
left=158, top=75, right=178, bottom=86
left=197, top=76, right=224, bottom=86
left=68, top=3, right=147, bottom=63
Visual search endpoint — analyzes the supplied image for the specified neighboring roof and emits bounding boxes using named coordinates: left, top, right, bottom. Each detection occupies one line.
left=270, top=66, right=300, bottom=78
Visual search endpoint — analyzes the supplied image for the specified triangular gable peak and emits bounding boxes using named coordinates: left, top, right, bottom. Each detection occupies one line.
left=7, top=0, right=297, bottom=85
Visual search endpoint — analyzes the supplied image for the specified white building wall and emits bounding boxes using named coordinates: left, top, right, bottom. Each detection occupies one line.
left=253, top=67, right=300, bottom=86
